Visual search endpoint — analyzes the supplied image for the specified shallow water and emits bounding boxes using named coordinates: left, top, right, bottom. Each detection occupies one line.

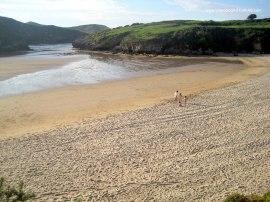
left=0, top=44, right=232, bottom=97
left=27, top=43, right=77, bottom=57
left=0, top=59, right=130, bottom=97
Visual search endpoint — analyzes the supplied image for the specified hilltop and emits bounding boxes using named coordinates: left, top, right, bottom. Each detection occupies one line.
left=26, top=21, right=43, bottom=26
left=69, top=24, right=109, bottom=34
left=0, top=16, right=86, bottom=53
left=73, top=19, right=270, bottom=55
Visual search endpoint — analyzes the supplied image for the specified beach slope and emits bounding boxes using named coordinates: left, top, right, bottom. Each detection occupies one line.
left=0, top=57, right=269, bottom=201
left=0, top=56, right=267, bottom=138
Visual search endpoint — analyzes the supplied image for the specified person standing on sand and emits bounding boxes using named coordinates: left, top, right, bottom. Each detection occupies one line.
left=178, top=93, right=183, bottom=106
left=174, top=90, right=180, bottom=101
left=183, top=96, right=187, bottom=107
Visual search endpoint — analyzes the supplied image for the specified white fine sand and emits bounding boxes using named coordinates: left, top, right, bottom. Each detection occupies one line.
left=0, top=56, right=269, bottom=201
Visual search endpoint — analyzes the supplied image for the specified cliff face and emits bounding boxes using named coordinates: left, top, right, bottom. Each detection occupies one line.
left=73, top=20, right=270, bottom=55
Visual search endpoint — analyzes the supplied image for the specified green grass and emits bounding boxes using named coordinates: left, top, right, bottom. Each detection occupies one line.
left=94, top=18, right=270, bottom=41
left=73, top=18, right=270, bottom=54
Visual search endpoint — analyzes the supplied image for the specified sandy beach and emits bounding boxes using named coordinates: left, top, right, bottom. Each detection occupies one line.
left=0, top=56, right=267, bottom=138
left=0, top=56, right=269, bottom=201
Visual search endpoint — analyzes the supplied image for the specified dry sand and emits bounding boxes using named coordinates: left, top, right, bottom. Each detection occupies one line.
left=0, top=56, right=266, bottom=138
left=0, top=56, right=269, bottom=201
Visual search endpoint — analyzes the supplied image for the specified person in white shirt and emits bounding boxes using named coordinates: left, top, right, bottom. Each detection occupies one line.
left=174, top=90, right=179, bottom=101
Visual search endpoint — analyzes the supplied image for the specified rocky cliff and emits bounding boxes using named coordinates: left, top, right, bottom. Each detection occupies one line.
left=73, top=19, right=270, bottom=55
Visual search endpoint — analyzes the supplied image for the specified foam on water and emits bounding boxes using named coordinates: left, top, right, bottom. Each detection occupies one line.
left=0, top=59, right=128, bottom=97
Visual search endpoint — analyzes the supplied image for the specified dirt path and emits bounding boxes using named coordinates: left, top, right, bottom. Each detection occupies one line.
left=0, top=59, right=269, bottom=201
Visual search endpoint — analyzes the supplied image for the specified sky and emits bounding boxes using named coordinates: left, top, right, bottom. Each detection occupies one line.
left=0, top=0, right=269, bottom=27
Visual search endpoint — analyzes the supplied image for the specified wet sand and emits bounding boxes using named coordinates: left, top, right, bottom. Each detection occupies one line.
left=0, top=56, right=269, bottom=201
left=0, top=56, right=267, bottom=138
left=0, top=54, right=87, bottom=80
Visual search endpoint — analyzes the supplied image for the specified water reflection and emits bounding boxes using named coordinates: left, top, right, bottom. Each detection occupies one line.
left=0, top=44, right=241, bottom=97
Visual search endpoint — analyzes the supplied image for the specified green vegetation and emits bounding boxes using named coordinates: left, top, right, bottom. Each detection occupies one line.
left=74, top=195, right=83, bottom=202
left=69, top=24, right=109, bottom=34
left=224, top=190, right=270, bottom=202
left=73, top=18, right=270, bottom=55
left=0, top=16, right=86, bottom=53
left=0, top=177, right=35, bottom=202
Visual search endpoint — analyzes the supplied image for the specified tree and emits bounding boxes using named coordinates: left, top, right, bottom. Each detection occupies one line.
left=247, top=14, right=257, bottom=20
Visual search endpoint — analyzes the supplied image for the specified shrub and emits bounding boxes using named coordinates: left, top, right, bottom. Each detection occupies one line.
left=0, top=177, right=35, bottom=202
left=263, top=191, right=270, bottom=202
left=224, top=193, right=250, bottom=202
left=224, top=190, right=270, bottom=202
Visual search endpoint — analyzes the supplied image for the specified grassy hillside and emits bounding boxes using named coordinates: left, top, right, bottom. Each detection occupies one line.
left=0, top=16, right=86, bottom=53
left=69, top=24, right=109, bottom=34
left=73, top=19, right=270, bottom=55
